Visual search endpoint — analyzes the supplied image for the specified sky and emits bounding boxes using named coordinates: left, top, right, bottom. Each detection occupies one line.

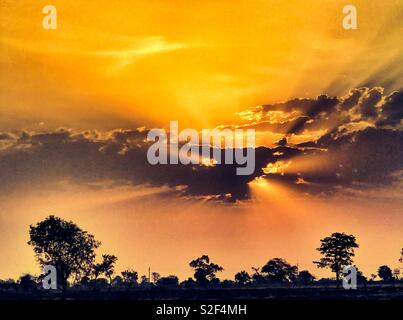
left=0, top=0, right=402, bottom=281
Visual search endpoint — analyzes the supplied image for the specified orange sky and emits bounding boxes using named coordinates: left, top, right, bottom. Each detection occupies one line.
left=1, top=0, right=402, bottom=130
left=0, top=181, right=401, bottom=280
left=0, top=1, right=402, bottom=282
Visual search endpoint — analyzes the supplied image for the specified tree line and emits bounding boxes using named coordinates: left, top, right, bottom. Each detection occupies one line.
left=1, top=215, right=401, bottom=297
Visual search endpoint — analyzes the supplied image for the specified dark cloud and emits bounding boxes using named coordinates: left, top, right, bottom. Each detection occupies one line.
left=275, top=137, right=287, bottom=146
left=111, top=129, right=147, bottom=144
left=261, top=94, right=340, bottom=134
left=376, top=90, right=403, bottom=126
left=274, top=127, right=403, bottom=194
left=359, top=87, right=383, bottom=119
left=247, top=87, right=402, bottom=135
left=340, top=88, right=366, bottom=111
left=0, top=133, right=14, bottom=140
left=0, top=129, right=284, bottom=201
left=262, top=95, right=339, bottom=118
left=246, top=94, right=339, bottom=135
left=1, top=126, right=401, bottom=201
left=238, top=116, right=309, bottom=134
left=239, top=87, right=403, bottom=196
left=1, top=88, right=401, bottom=202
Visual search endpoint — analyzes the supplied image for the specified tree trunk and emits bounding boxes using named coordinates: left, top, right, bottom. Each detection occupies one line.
left=61, top=278, right=67, bottom=300
left=60, top=267, right=68, bottom=300
left=92, top=276, right=98, bottom=292
left=108, top=276, right=112, bottom=292
left=336, top=270, right=340, bottom=289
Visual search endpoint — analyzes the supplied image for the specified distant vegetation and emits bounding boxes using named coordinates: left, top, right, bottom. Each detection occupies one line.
left=0, top=215, right=401, bottom=299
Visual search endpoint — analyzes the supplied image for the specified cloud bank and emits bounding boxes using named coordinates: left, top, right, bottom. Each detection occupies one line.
left=0, top=87, right=402, bottom=201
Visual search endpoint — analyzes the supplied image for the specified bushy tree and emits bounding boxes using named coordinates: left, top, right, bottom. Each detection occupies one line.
left=297, top=270, right=315, bottom=284
left=378, top=265, right=393, bottom=281
left=78, top=276, right=91, bottom=289
left=251, top=267, right=266, bottom=285
left=189, top=255, right=223, bottom=286
left=261, top=258, right=298, bottom=283
left=19, top=274, right=37, bottom=291
left=0, top=279, right=17, bottom=291
left=112, top=275, right=123, bottom=288
left=314, top=232, right=359, bottom=288
left=139, top=275, right=149, bottom=287
left=121, top=269, right=138, bottom=288
left=156, top=275, right=179, bottom=287
left=210, top=277, right=220, bottom=287
left=28, top=215, right=100, bottom=297
left=151, top=272, right=161, bottom=284
left=220, top=279, right=235, bottom=288
left=180, top=277, right=195, bottom=288
left=234, top=270, right=251, bottom=285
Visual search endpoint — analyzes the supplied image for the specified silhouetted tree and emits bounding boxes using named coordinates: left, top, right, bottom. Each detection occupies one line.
left=156, top=275, right=179, bottom=287
left=261, top=258, right=298, bottom=283
left=92, top=262, right=104, bottom=291
left=354, top=266, right=367, bottom=289
left=378, top=265, right=393, bottom=281
left=121, top=269, right=138, bottom=289
left=234, top=271, right=251, bottom=285
left=94, top=278, right=109, bottom=290
left=112, top=275, right=123, bottom=288
left=314, top=232, right=359, bottom=288
left=152, top=272, right=161, bottom=284
left=79, top=276, right=91, bottom=289
left=297, top=270, right=315, bottom=284
left=189, top=255, right=223, bottom=287
left=251, top=267, right=266, bottom=285
left=210, top=277, right=220, bottom=287
left=392, top=268, right=400, bottom=280
left=180, top=277, right=195, bottom=288
left=95, top=254, right=118, bottom=291
left=139, top=275, right=150, bottom=287
left=19, top=274, right=37, bottom=291
left=28, top=215, right=100, bottom=297
left=220, top=279, right=235, bottom=288
left=0, top=279, right=17, bottom=291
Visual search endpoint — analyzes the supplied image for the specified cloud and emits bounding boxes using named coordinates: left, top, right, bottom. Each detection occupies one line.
left=95, top=40, right=187, bottom=58
left=230, top=87, right=403, bottom=197
left=267, top=127, right=403, bottom=195
left=240, top=87, right=402, bottom=138
left=376, top=90, right=403, bottom=126
left=0, top=128, right=277, bottom=201
left=1, top=88, right=402, bottom=202
left=340, top=88, right=366, bottom=111
left=90, top=36, right=192, bottom=69
left=239, top=94, right=342, bottom=136
left=1, top=126, right=401, bottom=201
left=358, top=87, right=384, bottom=119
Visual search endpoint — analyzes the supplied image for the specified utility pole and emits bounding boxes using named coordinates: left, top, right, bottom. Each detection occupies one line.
left=148, top=267, right=151, bottom=283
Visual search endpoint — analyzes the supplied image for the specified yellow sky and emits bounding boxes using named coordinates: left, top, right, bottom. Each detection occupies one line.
left=0, top=1, right=402, bottom=281
left=1, top=0, right=402, bottom=130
